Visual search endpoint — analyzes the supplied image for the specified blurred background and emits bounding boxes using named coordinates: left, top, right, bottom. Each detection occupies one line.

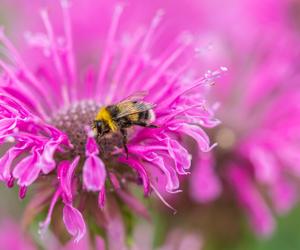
left=2, top=184, right=300, bottom=250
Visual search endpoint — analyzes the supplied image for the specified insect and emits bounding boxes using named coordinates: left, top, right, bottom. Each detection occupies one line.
left=93, top=92, right=157, bottom=157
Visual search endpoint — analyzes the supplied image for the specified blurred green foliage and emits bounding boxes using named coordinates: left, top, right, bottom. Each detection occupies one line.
left=232, top=206, right=300, bottom=250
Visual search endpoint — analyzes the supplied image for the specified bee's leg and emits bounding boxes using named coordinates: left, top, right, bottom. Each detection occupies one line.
left=120, top=128, right=129, bottom=159
left=97, top=134, right=105, bottom=154
left=133, top=121, right=158, bottom=128
left=147, top=124, right=158, bottom=128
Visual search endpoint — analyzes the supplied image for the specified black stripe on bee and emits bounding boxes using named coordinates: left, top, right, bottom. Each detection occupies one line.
left=106, top=105, right=120, bottom=119
left=138, top=110, right=149, bottom=121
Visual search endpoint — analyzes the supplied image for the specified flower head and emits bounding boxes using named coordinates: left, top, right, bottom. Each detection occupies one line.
left=186, top=0, right=300, bottom=237
left=0, top=0, right=221, bottom=244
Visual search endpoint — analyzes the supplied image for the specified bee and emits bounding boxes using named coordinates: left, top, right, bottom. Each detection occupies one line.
left=93, top=92, right=157, bottom=157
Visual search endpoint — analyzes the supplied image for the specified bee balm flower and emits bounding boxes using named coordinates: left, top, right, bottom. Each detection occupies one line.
left=186, top=0, right=300, bottom=237
left=0, top=0, right=222, bottom=245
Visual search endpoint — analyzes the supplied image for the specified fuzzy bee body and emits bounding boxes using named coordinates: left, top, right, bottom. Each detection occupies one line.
left=93, top=94, right=156, bottom=156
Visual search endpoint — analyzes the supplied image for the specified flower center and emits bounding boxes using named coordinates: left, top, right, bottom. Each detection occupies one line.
left=50, top=100, right=99, bottom=155
left=49, top=100, right=124, bottom=157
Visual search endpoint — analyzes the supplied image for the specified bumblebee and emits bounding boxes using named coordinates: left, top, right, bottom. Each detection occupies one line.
left=93, top=93, right=156, bottom=157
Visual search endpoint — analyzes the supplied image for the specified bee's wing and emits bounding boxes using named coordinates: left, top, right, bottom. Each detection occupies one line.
left=119, top=91, right=148, bottom=103
left=116, top=101, right=156, bottom=119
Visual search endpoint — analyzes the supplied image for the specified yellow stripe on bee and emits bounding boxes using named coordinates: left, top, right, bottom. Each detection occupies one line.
left=128, top=113, right=139, bottom=122
left=96, top=107, right=118, bottom=132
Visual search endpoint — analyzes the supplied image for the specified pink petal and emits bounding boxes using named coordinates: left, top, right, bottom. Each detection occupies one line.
left=0, top=147, right=23, bottom=182
left=143, top=152, right=179, bottom=193
left=39, top=188, right=62, bottom=237
left=83, top=155, right=106, bottom=191
left=98, top=187, right=106, bottom=209
left=58, top=156, right=80, bottom=203
left=19, top=186, right=27, bottom=199
left=119, top=157, right=150, bottom=196
left=270, top=178, right=298, bottom=215
left=228, top=164, right=275, bottom=237
left=109, top=172, right=121, bottom=190
left=0, top=95, right=30, bottom=118
left=85, top=136, right=99, bottom=155
left=0, top=118, right=17, bottom=132
left=167, top=138, right=191, bottom=175
left=38, top=139, right=62, bottom=174
left=169, top=123, right=213, bottom=152
left=190, top=152, right=221, bottom=203
left=63, top=204, right=86, bottom=243
left=248, top=146, right=279, bottom=184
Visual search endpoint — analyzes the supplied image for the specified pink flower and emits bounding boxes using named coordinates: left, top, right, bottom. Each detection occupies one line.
left=0, top=0, right=222, bottom=244
left=188, top=0, right=300, bottom=237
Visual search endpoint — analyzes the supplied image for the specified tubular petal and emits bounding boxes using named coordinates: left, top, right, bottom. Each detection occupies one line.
left=63, top=204, right=86, bottom=243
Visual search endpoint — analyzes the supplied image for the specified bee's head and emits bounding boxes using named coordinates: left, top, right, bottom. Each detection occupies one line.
left=94, top=120, right=104, bottom=136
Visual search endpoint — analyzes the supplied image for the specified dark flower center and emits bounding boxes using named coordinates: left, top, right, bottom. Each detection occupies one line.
left=49, top=100, right=123, bottom=157
left=50, top=100, right=99, bottom=155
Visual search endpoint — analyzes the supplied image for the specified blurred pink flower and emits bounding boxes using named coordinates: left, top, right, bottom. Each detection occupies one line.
left=0, top=0, right=222, bottom=244
left=158, top=230, right=202, bottom=250
left=132, top=223, right=202, bottom=250
left=0, top=218, right=105, bottom=250
left=188, top=0, right=300, bottom=237
left=0, top=220, right=36, bottom=250
left=0, top=218, right=202, bottom=250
